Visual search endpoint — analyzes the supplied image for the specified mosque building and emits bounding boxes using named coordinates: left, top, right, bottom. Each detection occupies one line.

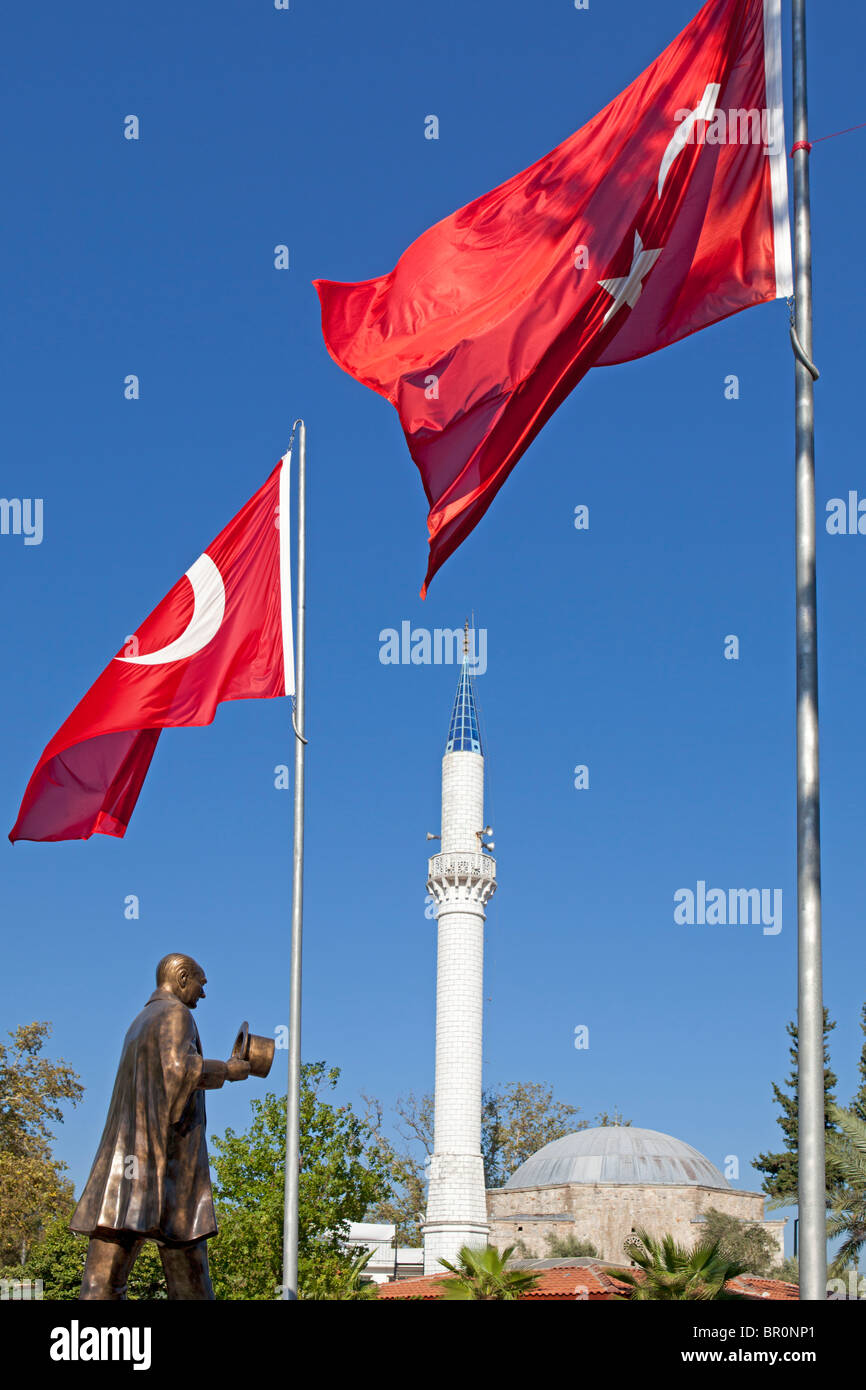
left=420, top=640, right=785, bottom=1276
left=486, top=1125, right=785, bottom=1264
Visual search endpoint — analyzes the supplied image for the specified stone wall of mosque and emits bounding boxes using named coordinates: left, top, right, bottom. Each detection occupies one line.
left=487, top=1182, right=786, bottom=1265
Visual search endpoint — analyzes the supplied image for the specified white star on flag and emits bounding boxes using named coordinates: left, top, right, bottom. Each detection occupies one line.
left=598, top=230, right=663, bottom=325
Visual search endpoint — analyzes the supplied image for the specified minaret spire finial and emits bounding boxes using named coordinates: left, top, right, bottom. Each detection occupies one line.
left=446, top=622, right=482, bottom=755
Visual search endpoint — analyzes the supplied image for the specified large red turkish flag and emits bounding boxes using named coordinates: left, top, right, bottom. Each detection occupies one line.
left=316, top=0, right=791, bottom=595
left=10, top=459, right=294, bottom=843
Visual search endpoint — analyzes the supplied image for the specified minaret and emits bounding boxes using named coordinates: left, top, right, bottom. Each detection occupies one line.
left=423, top=625, right=496, bottom=1272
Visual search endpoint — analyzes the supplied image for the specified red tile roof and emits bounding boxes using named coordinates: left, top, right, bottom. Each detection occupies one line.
left=730, top=1275, right=800, bottom=1302
left=375, top=1262, right=800, bottom=1301
left=377, top=1262, right=631, bottom=1300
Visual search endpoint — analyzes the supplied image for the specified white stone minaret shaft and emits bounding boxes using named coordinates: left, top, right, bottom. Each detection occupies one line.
left=423, top=657, right=496, bottom=1273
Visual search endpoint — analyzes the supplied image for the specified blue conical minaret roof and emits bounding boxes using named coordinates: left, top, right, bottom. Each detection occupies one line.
left=445, top=634, right=482, bottom=755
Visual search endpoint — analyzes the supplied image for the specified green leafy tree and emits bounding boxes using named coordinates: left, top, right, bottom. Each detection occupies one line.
left=437, top=1244, right=540, bottom=1300
left=0, top=1213, right=166, bottom=1300
left=753, top=1011, right=840, bottom=1204
left=209, top=1062, right=392, bottom=1300
left=362, top=1092, right=428, bottom=1245
left=483, top=1087, right=630, bottom=1189
left=482, top=1083, right=582, bottom=1189
left=0, top=1023, right=84, bottom=1264
left=544, top=1232, right=598, bottom=1258
left=593, top=1109, right=632, bottom=1129
left=698, top=1207, right=778, bottom=1277
left=825, top=1104, right=866, bottom=1277
left=616, top=1229, right=748, bottom=1301
left=300, top=1245, right=378, bottom=1301
left=772, top=1254, right=799, bottom=1284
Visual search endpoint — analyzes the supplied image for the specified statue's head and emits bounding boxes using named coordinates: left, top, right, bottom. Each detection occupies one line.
left=156, top=953, right=207, bottom=1009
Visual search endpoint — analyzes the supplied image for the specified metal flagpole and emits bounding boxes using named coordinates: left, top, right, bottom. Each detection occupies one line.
left=281, top=418, right=307, bottom=1300
left=790, top=1, right=826, bottom=1302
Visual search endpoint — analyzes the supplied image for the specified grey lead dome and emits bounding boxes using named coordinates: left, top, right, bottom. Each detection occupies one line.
left=504, top=1126, right=730, bottom=1191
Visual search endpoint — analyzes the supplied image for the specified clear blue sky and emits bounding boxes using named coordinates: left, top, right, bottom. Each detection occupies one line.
left=2, top=1, right=864, bottom=1257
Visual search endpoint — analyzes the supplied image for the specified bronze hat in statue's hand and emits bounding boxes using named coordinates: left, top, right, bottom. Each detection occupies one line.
left=231, top=1021, right=275, bottom=1078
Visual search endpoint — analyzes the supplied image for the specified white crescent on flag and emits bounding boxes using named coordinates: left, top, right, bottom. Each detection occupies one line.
left=657, top=82, right=721, bottom=198
left=115, top=553, right=226, bottom=666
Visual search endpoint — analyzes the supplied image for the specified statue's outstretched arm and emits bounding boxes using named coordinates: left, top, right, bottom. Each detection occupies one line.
left=198, top=1057, right=250, bottom=1087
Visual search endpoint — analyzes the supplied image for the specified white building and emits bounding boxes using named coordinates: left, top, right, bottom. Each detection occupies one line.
left=345, top=1223, right=423, bottom=1284
left=422, top=647, right=497, bottom=1273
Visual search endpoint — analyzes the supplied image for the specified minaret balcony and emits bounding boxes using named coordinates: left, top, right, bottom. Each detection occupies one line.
left=427, top=851, right=497, bottom=907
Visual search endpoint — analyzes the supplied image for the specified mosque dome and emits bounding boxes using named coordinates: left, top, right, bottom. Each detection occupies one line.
left=504, top=1126, right=730, bottom=1191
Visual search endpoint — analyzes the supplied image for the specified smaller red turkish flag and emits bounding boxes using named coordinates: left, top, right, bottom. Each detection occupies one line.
left=10, top=459, right=294, bottom=843
left=316, top=0, right=792, bottom=595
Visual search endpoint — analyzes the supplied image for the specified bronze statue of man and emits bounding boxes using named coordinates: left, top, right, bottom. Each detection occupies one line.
left=70, top=953, right=250, bottom=1300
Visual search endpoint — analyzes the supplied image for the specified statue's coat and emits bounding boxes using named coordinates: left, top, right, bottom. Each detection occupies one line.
left=70, top=990, right=225, bottom=1243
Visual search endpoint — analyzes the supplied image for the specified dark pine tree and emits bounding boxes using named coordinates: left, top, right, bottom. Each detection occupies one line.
left=753, top=1010, right=839, bottom=1203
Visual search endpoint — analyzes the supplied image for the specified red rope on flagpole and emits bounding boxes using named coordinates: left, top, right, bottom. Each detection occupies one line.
left=813, top=119, right=866, bottom=144
left=790, top=119, right=866, bottom=157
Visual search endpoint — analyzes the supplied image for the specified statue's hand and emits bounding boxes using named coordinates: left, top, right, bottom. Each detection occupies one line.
left=226, top=1058, right=251, bottom=1082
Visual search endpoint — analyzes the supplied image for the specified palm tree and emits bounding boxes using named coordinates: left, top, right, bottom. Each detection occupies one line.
left=436, top=1244, right=540, bottom=1300
left=615, top=1228, right=748, bottom=1301
left=826, top=1104, right=866, bottom=1277
left=338, top=1245, right=379, bottom=1300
